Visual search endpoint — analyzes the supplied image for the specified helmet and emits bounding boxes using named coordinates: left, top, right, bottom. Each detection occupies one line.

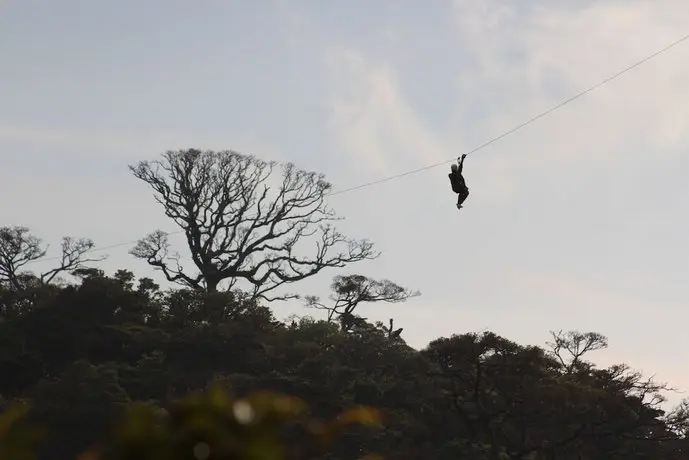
left=450, top=164, right=458, bottom=172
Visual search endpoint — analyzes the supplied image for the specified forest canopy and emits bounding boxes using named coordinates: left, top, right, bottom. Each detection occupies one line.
left=1, top=150, right=687, bottom=460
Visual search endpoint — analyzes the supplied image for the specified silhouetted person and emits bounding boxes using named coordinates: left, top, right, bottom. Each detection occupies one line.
left=449, top=154, right=469, bottom=209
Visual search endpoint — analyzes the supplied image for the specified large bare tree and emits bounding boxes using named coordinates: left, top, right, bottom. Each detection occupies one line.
left=129, top=149, right=378, bottom=300
left=0, top=226, right=105, bottom=290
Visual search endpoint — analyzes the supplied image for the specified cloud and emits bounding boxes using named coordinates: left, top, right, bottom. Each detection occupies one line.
left=322, top=46, right=520, bottom=205
left=321, top=0, right=689, bottom=213
left=0, top=121, right=284, bottom=162
left=0, top=122, right=137, bottom=153
left=322, top=0, right=689, bottom=209
left=323, top=48, right=451, bottom=176
left=450, top=0, right=689, bottom=169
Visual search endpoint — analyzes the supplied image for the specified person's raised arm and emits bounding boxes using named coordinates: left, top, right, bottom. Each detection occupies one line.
left=456, top=154, right=466, bottom=174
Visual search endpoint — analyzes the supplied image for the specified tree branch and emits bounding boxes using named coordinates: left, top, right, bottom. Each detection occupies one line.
left=0, top=226, right=46, bottom=290
left=0, top=226, right=104, bottom=290
left=129, top=149, right=378, bottom=299
left=40, top=237, right=107, bottom=285
left=304, top=274, right=420, bottom=327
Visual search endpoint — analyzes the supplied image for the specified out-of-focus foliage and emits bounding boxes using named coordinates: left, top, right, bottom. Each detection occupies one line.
left=0, top=386, right=382, bottom=460
left=0, top=403, right=43, bottom=460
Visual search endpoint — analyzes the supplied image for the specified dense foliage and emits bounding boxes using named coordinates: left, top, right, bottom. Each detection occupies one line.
left=1, top=268, right=688, bottom=459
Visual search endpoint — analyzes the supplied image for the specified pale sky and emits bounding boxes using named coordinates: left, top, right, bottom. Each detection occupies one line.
left=1, top=1, right=688, bottom=402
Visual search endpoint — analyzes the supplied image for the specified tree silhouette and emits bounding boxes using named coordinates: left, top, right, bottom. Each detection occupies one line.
left=546, top=329, right=608, bottom=374
left=129, top=149, right=377, bottom=300
left=0, top=226, right=104, bottom=290
left=1, top=260, right=687, bottom=459
left=304, top=274, right=419, bottom=326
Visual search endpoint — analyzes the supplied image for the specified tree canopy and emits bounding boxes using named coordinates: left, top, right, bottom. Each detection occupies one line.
left=2, top=149, right=687, bottom=459
left=1, top=267, right=687, bottom=459
left=129, top=149, right=376, bottom=300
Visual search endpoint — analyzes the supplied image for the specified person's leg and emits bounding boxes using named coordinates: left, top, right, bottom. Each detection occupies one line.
left=457, top=188, right=469, bottom=207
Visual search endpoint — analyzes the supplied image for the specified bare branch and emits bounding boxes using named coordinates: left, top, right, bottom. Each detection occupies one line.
left=546, top=330, right=608, bottom=373
left=0, top=226, right=104, bottom=290
left=304, top=294, right=338, bottom=321
left=0, top=226, right=45, bottom=289
left=664, top=400, right=689, bottom=437
left=40, top=237, right=107, bottom=285
left=129, top=230, right=204, bottom=290
left=130, top=149, right=378, bottom=300
left=305, top=274, right=420, bottom=327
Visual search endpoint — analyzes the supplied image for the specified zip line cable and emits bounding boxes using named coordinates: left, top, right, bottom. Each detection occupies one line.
left=328, top=31, right=689, bottom=196
left=25, top=31, right=689, bottom=264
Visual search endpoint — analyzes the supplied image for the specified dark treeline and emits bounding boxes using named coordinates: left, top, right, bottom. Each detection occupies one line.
left=1, top=149, right=688, bottom=459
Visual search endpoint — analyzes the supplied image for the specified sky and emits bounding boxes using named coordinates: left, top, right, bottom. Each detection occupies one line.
left=1, top=1, right=688, bottom=402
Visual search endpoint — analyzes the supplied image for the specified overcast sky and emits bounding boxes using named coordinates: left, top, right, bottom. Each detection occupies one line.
left=2, top=0, right=688, bottom=401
